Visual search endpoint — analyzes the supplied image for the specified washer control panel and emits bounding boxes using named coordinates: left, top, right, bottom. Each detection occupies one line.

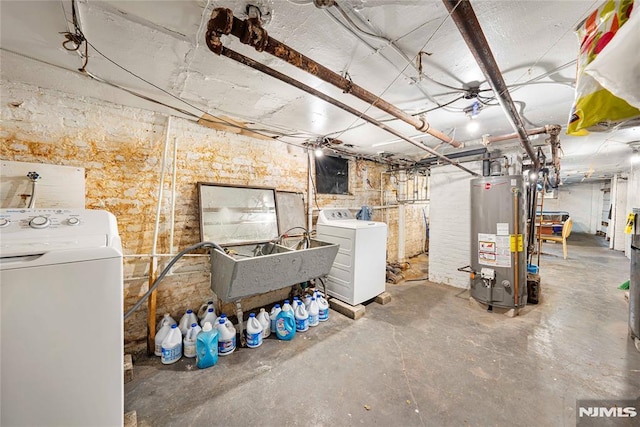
left=0, top=209, right=82, bottom=231
left=317, top=208, right=355, bottom=224
left=0, top=209, right=120, bottom=257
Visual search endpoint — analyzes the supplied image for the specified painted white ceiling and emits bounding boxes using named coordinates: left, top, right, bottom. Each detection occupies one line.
left=1, top=0, right=638, bottom=184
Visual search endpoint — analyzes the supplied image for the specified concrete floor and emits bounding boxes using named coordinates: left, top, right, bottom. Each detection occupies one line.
left=125, top=234, right=639, bottom=426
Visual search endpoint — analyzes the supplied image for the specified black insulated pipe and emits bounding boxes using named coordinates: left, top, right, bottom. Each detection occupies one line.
left=443, top=0, right=540, bottom=169
left=482, top=152, right=491, bottom=177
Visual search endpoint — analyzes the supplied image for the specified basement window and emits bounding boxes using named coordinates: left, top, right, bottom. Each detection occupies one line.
left=315, top=155, right=349, bottom=195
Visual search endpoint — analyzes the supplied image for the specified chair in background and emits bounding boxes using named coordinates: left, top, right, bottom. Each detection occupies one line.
left=540, top=217, right=573, bottom=259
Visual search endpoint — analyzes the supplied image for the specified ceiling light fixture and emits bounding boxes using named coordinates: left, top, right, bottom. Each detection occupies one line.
left=464, top=101, right=481, bottom=132
left=314, top=148, right=324, bottom=157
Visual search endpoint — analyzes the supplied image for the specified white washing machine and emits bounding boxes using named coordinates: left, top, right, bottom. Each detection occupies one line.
left=0, top=208, right=123, bottom=426
left=316, top=208, right=387, bottom=305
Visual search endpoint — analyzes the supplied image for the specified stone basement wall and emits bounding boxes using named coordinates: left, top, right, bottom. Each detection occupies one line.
left=1, top=81, right=427, bottom=356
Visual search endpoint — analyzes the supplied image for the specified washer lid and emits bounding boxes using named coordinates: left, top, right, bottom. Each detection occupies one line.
left=317, top=219, right=387, bottom=229
left=0, top=234, right=109, bottom=258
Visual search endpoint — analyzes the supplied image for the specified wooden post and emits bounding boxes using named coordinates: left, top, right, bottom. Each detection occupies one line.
left=147, top=257, right=158, bottom=355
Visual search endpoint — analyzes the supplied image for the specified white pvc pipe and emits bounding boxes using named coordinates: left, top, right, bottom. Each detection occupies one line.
left=124, top=254, right=208, bottom=258
left=307, top=149, right=314, bottom=231
left=398, top=203, right=406, bottom=262
left=169, top=136, right=178, bottom=255
left=152, top=116, right=172, bottom=262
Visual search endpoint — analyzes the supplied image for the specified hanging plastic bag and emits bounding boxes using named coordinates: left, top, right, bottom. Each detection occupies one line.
left=567, top=0, right=639, bottom=135
left=584, top=1, right=640, bottom=110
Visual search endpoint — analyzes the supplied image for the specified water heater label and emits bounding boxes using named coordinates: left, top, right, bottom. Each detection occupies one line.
left=478, top=233, right=511, bottom=268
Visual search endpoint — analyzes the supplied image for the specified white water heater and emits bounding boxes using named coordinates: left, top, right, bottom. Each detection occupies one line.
left=316, top=208, right=387, bottom=305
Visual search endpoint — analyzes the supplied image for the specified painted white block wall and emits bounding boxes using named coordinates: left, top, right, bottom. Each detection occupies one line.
left=428, top=161, right=482, bottom=288
left=543, top=182, right=600, bottom=233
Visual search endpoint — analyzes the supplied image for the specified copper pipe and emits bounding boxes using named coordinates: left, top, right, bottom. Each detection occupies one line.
left=206, top=8, right=463, bottom=148
left=484, top=124, right=561, bottom=145
left=211, top=44, right=478, bottom=176
left=486, top=126, right=549, bottom=144
left=443, top=0, right=539, bottom=168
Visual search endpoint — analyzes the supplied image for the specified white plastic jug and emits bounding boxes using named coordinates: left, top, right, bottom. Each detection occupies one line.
left=316, top=293, right=330, bottom=322
left=217, top=318, right=236, bottom=356
left=179, top=309, right=198, bottom=336
left=156, top=313, right=177, bottom=332
left=155, top=322, right=171, bottom=356
left=292, top=297, right=301, bottom=310
left=197, top=300, right=216, bottom=320
left=282, top=300, right=293, bottom=315
left=270, top=304, right=282, bottom=332
left=308, top=297, right=320, bottom=327
left=246, top=313, right=264, bottom=348
left=200, top=308, right=217, bottom=327
left=183, top=322, right=201, bottom=358
left=257, top=308, right=271, bottom=338
left=161, top=324, right=182, bottom=364
left=304, top=294, right=312, bottom=310
left=215, top=313, right=232, bottom=328
left=294, top=301, right=309, bottom=332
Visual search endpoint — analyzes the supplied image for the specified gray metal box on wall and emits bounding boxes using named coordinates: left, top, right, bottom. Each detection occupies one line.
left=470, top=175, right=527, bottom=308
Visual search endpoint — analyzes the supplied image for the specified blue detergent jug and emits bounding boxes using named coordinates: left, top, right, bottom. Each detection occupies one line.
left=275, top=304, right=296, bottom=341
left=196, top=322, right=219, bottom=369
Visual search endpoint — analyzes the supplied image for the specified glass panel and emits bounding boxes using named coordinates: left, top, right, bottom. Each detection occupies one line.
left=198, top=184, right=278, bottom=245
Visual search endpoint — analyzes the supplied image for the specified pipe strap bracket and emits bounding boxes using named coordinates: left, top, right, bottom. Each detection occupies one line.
left=241, top=17, right=269, bottom=52
left=209, top=8, right=233, bottom=35
left=416, top=118, right=431, bottom=133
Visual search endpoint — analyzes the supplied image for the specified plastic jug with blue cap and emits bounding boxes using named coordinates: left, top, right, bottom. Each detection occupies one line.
left=178, top=309, right=198, bottom=336
left=257, top=308, right=271, bottom=338
left=246, top=313, right=264, bottom=348
left=156, top=313, right=177, bottom=332
left=155, top=322, right=171, bottom=356
left=217, top=318, right=236, bottom=356
left=270, top=304, right=282, bottom=332
left=295, top=301, right=309, bottom=332
left=197, top=300, right=216, bottom=320
left=308, top=297, right=320, bottom=327
left=183, top=323, right=201, bottom=358
left=196, top=322, right=219, bottom=369
left=200, top=308, right=217, bottom=327
left=316, top=292, right=330, bottom=322
left=161, top=324, right=182, bottom=364
left=275, top=300, right=296, bottom=341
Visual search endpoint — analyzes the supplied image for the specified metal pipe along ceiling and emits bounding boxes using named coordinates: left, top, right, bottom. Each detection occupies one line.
left=206, top=8, right=463, bottom=149
left=205, top=42, right=478, bottom=176
left=442, top=0, right=540, bottom=169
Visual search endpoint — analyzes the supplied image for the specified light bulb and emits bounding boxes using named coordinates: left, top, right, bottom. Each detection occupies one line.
left=314, top=148, right=324, bottom=157
left=467, top=120, right=479, bottom=132
left=530, top=171, right=538, bottom=180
